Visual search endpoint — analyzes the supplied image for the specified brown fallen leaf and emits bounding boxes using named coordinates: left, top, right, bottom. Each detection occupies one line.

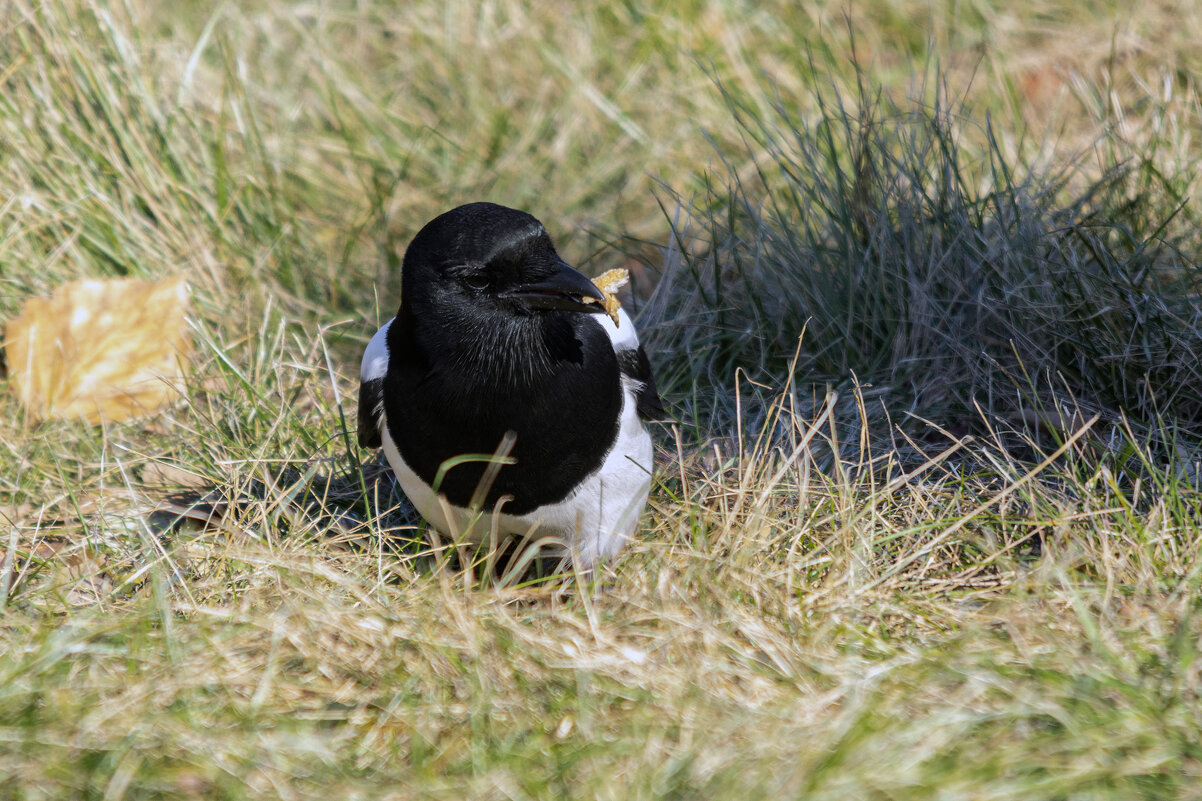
left=4, top=275, right=191, bottom=423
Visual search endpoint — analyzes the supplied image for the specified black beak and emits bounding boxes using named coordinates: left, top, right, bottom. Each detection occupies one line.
left=503, top=262, right=607, bottom=314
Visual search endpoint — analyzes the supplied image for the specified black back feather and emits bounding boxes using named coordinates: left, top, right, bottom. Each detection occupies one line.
left=357, top=377, right=384, bottom=449
left=616, top=346, right=665, bottom=421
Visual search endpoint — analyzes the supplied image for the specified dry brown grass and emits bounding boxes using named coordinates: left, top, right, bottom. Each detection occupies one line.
left=4, top=363, right=1200, bottom=796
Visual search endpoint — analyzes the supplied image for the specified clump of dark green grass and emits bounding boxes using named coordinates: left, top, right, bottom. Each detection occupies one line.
left=646, top=69, right=1202, bottom=469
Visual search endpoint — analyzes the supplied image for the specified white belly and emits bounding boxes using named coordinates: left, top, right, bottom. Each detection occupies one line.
left=380, top=383, right=652, bottom=568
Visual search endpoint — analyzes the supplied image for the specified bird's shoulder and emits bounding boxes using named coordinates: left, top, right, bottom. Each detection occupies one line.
left=356, top=318, right=393, bottom=449
left=591, top=307, right=665, bottom=421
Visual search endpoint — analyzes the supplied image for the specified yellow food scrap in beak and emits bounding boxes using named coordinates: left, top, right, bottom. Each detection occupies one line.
left=587, top=268, right=630, bottom=326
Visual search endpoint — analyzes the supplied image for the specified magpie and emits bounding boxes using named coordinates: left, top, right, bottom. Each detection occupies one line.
left=357, top=202, right=663, bottom=568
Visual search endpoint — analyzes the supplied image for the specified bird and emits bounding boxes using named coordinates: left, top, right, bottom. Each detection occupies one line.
left=357, top=202, right=663, bottom=569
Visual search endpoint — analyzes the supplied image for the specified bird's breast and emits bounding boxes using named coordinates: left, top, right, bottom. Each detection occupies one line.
left=383, top=342, right=622, bottom=515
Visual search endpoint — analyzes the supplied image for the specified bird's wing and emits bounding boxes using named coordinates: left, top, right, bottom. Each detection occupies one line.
left=617, top=345, right=666, bottom=421
left=357, top=318, right=393, bottom=449
left=598, top=307, right=666, bottom=422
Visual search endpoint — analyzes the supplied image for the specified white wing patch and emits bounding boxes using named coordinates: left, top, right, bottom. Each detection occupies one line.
left=591, top=306, right=640, bottom=352
left=361, top=318, right=393, bottom=381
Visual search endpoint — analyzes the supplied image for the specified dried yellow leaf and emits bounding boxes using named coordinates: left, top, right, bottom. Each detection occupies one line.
left=4, top=276, right=192, bottom=423
left=585, top=268, right=630, bottom=326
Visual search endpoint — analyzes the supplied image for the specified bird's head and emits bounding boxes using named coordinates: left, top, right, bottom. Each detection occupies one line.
left=400, top=203, right=607, bottom=328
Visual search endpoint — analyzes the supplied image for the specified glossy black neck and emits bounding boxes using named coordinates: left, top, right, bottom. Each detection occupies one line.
left=390, top=300, right=587, bottom=395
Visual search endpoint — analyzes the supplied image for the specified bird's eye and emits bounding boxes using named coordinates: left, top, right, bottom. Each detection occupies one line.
left=463, top=274, right=490, bottom=290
